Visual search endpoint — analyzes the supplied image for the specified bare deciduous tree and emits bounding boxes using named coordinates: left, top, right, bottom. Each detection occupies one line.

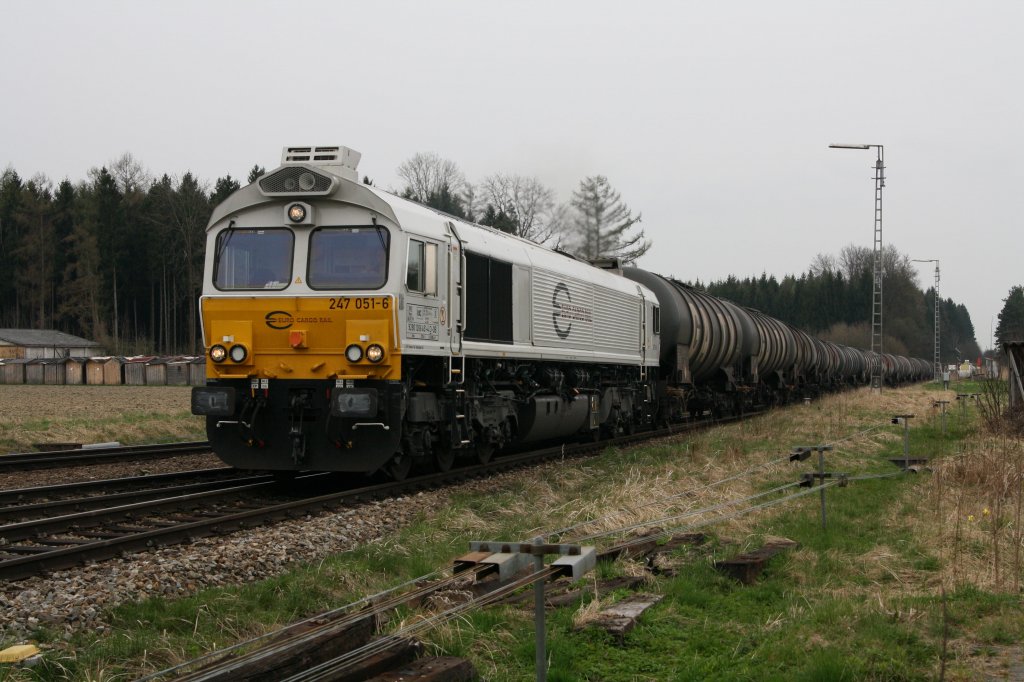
left=809, top=252, right=838, bottom=277
left=478, top=173, right=559, bottom=243
left=109, top=152, right=151, bottom=197
left=838, top=244, right=872, bottom=281
left=396, top=152, right=466, bottom=204
left=838, top=242, right=918, bottom=284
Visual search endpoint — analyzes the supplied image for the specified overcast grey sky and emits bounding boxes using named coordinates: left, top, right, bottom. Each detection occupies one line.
left=2, top=1, right=1019, bottom=351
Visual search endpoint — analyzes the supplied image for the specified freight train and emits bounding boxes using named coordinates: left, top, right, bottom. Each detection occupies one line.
left=191, top=146, right=931, bottom=478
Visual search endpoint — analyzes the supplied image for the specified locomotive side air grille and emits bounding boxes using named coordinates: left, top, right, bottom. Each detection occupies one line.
left=258, top=167, right=334, bottom=195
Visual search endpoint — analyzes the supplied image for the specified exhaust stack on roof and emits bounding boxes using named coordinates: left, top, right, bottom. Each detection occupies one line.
left=281, top=146, right=361, bottom=182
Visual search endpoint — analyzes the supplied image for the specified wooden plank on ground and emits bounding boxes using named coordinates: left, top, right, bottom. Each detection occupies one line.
left=328, top=637, right=423, bottom=682
left=590, top=593, right=664, bottom=639
left=714, top=538, right=799, bottom=584
left=365, top=656, right=477, bottom=681
left=181, top=615, right=376, bottom=682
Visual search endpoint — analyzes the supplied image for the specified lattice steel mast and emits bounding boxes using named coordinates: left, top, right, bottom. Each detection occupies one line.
left=830, top=143, right=885, bottom=391
left=913, top=259, right=941, bottom=380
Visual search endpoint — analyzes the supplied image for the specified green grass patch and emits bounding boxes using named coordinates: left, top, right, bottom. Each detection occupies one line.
left=5, top=384, right=1022, bottom=680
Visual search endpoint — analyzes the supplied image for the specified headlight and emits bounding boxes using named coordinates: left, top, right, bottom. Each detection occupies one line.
left=210, top=345, right=227, bottom=363
left=229, top=344, right=248, bottom=363
left=366, top=344, right=385, bottom=363
left=298, top=172, right=316, bottom=191
left=345, top=344, right=363, bottom=363
left=287, top=203, right=306, bottom=222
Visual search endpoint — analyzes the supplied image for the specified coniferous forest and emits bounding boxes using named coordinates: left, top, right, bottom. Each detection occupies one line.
left=0, top=154, right=985, bottom=361
left=0, top=156, right=251, bottom=355
left=691, top=244, right=982, bottom=364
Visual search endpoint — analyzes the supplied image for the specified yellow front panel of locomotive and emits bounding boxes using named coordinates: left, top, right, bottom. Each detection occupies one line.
left=201, top=296, right=400, bottom=380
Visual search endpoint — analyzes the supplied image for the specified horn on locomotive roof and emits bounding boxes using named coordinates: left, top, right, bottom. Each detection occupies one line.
left=281, top=146, right=361, bottom=182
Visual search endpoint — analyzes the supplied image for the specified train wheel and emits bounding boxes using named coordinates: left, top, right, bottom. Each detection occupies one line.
left=434, top=443, right=455, bottom=473
left=386, top=451, right=413, bottom=481
left=476, top=443, right=494, bottom=465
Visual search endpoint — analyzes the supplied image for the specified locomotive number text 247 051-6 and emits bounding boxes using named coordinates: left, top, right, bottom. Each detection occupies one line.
left=326, top=297, right=390, bottom=311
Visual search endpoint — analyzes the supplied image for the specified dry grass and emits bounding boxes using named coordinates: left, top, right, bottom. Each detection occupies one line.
left=926, top=434, right=1024, bottom=594
left=571, top=576, right=608, bottom=630
left=0, top=385, right=205, bottom=453
left=436, top=385, right=952, bottom=565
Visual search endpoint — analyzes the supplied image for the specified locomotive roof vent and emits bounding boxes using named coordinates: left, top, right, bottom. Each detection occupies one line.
left=589, top=257, right=623, bottom=274
left=280, top=145, right=361, bottom=182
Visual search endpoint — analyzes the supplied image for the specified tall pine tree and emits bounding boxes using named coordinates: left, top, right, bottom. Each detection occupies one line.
left=996, top=286, right=1024, bottom=346
left=567, top=176, right=649, bottom=263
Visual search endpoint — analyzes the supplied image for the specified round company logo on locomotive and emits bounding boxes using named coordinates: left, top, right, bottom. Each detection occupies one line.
left=265, top=311, right=294, bottom=330
left=551, top=282, right=592, bottom=339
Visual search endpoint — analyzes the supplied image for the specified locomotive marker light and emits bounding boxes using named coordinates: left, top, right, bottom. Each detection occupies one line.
left=228, top=344, right=248, bottom=363
left=829, top=143, right=885, bottom=392
left=209, top=344, right=228, bottom=363
left=345, top=344, right=363, bottom=363
left=298, top=171, right=317, bottom=191
left=366, top=344, right=385, bottom=363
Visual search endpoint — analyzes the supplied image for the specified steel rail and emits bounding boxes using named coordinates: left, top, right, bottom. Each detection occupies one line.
left=0, top=472, right=275, bottom=524
left=0, top=467, right=236, bottom=505
left=0, top=440, right=212, bottom=472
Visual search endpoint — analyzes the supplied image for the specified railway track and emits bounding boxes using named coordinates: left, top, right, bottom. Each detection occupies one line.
left=0, top=440, right=213, bottom=472
left=0, top=414, right=751, bottom=582
left=0, top=468, right=271, bottom=524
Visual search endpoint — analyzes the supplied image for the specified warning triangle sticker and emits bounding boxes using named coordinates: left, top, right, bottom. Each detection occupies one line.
left=294, top=277, right=303, bottom=284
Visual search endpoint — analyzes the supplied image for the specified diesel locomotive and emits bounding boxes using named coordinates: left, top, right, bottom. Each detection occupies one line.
left=191, top=146, right=930, bottom=478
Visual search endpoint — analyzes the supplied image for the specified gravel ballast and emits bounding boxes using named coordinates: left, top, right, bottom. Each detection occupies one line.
left=0, top=483, right=469, bottom=641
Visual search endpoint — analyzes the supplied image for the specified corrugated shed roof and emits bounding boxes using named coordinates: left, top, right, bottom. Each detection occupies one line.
left=0, top=329, right=101, bottom=348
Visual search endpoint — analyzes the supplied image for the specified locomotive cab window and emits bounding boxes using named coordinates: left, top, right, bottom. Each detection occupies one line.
left=214, top=228, right=293, bottom=291
left=308, top=226, right=390, bottom=290
left=653, top=306, right=661, bottom=334
left=406, top=239, right=438, bottom=295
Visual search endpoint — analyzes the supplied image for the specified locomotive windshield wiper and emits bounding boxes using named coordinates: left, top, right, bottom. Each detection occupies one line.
left=370, top=216, right=388, bottom=252
left=212, top=220, right=236, bottom=282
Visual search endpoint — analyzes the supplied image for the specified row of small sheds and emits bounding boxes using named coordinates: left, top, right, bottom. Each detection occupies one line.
left=0, top=356, right=205, bottom=386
